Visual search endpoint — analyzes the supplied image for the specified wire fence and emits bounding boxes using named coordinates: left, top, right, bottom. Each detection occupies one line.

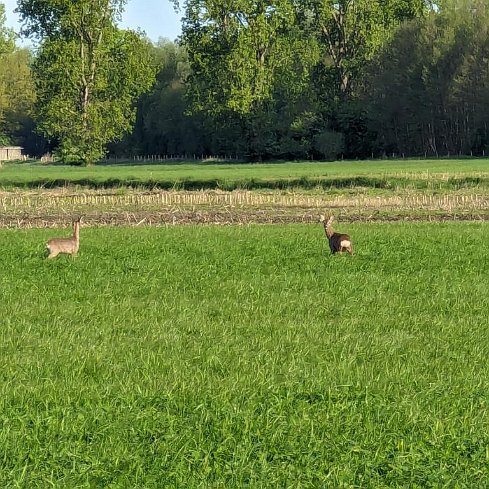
left=100, top=155, right=241, bottom=164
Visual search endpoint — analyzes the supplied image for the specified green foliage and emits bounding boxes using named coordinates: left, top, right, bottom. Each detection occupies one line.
left=1, top=223, right=489, bottom=485
left=112, top=40, right=209, bottom=156
left=0, top=2, right=14, bottom=56
left=366, top=0, right=489, bottom=156
left=0, top=48, right=38, bottom=151
left=4, top=0, right=489, bottom=160
left=163, top=1, right=433, bottom=158
left=179, top=0, right=312, bottom=114
left=0, top=2, right=16, bottom=143
left=17, top=0, right=127, bottom=39
left=314, top=129, right=344, bottom=159
left=173, top=0, right=320, bottom=157
left=307, top=0, right=425, bottom=96
left=18, top=0, right=156, bottom=165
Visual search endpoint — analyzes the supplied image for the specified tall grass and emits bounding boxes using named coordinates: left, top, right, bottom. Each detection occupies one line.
left=1, top=223, right=489, bottom=487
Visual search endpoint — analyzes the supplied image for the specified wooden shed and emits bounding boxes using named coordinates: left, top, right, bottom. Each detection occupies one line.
left=0, top=146, right=24, bottom=161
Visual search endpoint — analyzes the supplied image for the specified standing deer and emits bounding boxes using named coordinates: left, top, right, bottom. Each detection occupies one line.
left=320, top=215, right=353, bottom=255
left=46, top=217, right=82, bottom=258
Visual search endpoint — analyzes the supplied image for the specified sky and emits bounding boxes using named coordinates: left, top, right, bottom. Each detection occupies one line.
left=2, top=0, right=182, bottom=43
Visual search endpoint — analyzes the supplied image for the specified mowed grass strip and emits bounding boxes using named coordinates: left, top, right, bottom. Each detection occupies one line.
left=1, top=223, right=488, bottom=487
left=1, top=159, right=489, bottom=190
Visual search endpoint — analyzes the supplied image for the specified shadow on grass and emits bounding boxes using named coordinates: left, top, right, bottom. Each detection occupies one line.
left=1, top=175, right=488, bottom=191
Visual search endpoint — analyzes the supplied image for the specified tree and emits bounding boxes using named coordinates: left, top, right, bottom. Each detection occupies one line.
left=0, top=3, right=17, bottom=145
left=297, top=0, right=428, bottom=158
left=365, top=0, right=489, bottom=156
left=17, top=0, right=156, bottom=165
left=111, top=39, right=207, bottom=156
left=0, top=2, right=14, bottom=56
left=0, top=47, right=39, bottom=150
left=307, top=0, right=427, bottom=97
left=172, top=0, right=319, bottom=157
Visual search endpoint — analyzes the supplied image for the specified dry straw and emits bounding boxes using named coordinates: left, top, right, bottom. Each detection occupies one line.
left=1, top=190, right=488, bottom=212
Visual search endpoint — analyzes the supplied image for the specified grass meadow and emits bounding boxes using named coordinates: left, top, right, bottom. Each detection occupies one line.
left=1, top=223, right=489, bottom=487
left=1, top=158, right=489, bottom=191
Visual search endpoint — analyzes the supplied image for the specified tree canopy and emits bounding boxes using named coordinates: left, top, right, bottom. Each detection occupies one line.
left=1, top=3, right=27, bottom=146
left=17, top=0, right=156, bottom=164
left=1, top=0, right=488, bottom=161
left=0, top=2, right=14, bottom=56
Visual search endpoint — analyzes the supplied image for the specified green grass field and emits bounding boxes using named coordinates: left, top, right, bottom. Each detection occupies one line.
left=1, top=223, right=489, bottom=487
left=1, top=158, right=489, bottom=191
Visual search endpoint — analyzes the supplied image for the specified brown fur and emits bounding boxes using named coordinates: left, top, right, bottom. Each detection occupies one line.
left=320, top=215, right=353, bottom=255
left=46, top=218, right=81, bottom=258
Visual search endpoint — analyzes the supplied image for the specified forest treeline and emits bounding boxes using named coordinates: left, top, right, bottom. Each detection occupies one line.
left=1, top=0, right=489, bottom=163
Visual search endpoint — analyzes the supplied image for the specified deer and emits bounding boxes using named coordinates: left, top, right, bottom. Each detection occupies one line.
left=320, top=215, right=353, bottom=255
left=46, top=217, right=82, bottom=258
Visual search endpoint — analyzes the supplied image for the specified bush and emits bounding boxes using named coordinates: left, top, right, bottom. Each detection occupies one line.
left=314, top=130, right=344, bottom=160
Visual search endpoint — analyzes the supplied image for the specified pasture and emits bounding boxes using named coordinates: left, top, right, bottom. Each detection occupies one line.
left=1, top=158, right=489, bottom=191
left=1, top=223, right=489, bottom=487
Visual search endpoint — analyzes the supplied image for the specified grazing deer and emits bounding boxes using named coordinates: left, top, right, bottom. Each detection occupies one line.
left=320, top=215, right=353, bottom=255
left=46, top=217, right=82, bottom=258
